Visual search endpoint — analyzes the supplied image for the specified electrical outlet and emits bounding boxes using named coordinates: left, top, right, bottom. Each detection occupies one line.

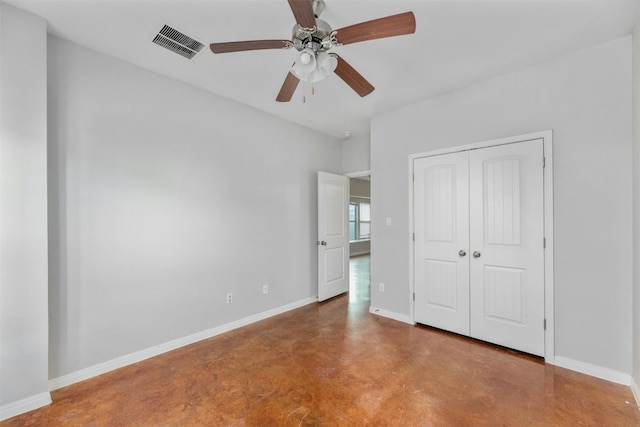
left=379, top=283, right=385, bottom=292
left=226, top=293, right=232, bottom=304
left=262, top=284, right=269, bottom=294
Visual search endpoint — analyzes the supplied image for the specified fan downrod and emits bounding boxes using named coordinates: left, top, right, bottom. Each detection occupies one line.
left=312, top=0, right=325, bottom=18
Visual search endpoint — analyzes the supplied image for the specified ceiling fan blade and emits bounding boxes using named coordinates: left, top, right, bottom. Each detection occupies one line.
left=288, top=0, right=316, bottom=29
left=276, top=72, right=300, bottom=102
left=334, top=11, right=416, bottom=46
left=210, top=40, right=291, bottom=54
left=333, top=55, right=374, bottom=97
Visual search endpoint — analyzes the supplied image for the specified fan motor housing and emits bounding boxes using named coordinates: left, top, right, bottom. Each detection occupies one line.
left=292, top=18, right=333, bottom=52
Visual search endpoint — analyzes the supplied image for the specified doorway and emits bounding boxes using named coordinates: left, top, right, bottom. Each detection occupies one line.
left=348, top=174, right=371, bottom=304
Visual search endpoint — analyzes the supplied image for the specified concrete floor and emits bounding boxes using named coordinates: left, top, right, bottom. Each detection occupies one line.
left=3, top=254, right=640, bottom=426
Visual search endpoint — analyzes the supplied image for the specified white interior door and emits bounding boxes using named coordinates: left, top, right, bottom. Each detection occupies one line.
left=317, top=171, right=349, bottom=302
left=469, top=140, right=545, bottom=356
left=414, top=152, right=470, bottom=335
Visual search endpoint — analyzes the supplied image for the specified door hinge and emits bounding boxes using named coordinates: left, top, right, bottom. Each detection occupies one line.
left=413, top=292, right=415, bottom=301
left=544, top=319, right=547, bottom=330
left=543, top=237, right=546, bottom=249
left=412, top=233, right=415, bottom=241
left=543, top=156, right=546, bottom=168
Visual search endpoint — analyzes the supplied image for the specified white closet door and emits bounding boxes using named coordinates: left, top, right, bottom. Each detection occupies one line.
left=414, top=152, right=470, bottom=335
left=468, top=139, right=545, bottom=356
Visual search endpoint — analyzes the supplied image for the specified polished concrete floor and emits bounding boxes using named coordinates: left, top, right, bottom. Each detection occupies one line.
left=4, top=254, right=640, bottom=426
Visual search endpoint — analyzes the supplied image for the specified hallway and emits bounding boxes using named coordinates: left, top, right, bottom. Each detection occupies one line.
left=349, top=254, right=370, bottom=304
left=3, top=253, right=639, bottom=425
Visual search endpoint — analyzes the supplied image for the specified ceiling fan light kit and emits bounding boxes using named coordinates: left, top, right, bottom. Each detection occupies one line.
left=209, top=0, right=416, bottom=102
left=291, top=50, right=337, bottom=82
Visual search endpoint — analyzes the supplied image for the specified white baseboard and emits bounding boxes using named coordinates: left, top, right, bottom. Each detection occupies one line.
left=49, top=297, right=316, bottom=391
left=369, top=306, right=414, bottom=325
left=631, top=377, right=640, bottom=408
left=0, top=392, right=51, bottom=422
left=367, top=312, right=632, bottom=389
left=552, top=356, right=631, bottom=386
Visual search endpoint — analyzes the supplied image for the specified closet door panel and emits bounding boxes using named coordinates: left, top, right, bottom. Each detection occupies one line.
left=469, top=139, right=545, bottom=356
left=414, top=152, right=470, bottom=335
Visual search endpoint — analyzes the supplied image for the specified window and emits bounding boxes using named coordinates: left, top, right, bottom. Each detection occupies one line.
left=349, top=201, right=371, bottom=241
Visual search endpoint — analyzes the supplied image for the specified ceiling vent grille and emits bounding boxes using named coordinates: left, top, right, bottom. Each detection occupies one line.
left=152, top=25, right=204, bottom=59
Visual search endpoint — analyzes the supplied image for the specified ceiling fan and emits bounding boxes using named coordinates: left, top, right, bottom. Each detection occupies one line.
left=209, top=0, right=416, bottom=102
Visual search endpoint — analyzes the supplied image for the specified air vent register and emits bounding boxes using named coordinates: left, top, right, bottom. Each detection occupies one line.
left=152, top=25, right=204, bottom=59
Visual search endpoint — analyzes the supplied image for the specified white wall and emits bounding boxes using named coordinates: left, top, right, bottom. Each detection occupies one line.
left=47, top=37, right=342, bottom=381
left=342, top=133, right=370, bottom=174
left=632, top=20, right=640, bottom=394
left=371, top=37, right=633, bottom=376
left=0, top=3, right=51, bottom=419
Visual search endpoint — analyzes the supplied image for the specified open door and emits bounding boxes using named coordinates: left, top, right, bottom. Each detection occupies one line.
left=317, top=171, right=350, bottom=301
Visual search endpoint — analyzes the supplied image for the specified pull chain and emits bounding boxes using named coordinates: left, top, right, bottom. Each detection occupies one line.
left=301, top=79, right=315, bottom=103
left=302, top=79, right=307, bottom=103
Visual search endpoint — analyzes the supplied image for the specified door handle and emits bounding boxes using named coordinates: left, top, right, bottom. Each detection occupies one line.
left=317, top=241, right=327, bottom=246
left=473, top=251, right=481, bottom=258
left=458, top=250, right=466, bottom=257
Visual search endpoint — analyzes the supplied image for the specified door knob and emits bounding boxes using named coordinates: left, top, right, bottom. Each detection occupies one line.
left=458, top=250, right=466, bottom=257
left=473, top=251, right=481, bottom=258
left=319, top=241, right=327, bottom=246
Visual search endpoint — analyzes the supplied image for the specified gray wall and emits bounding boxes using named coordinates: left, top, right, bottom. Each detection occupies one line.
left=46, top=38, right=342, bottom=381
left=350, top=178, right=370, bottom=198
left=371, top=37, right=633, bottom=376
left=0, top=4, right=50, bottom=418
left=342, top=133, right=370, bottom=174
left=633, top=21, right=640, bottom=394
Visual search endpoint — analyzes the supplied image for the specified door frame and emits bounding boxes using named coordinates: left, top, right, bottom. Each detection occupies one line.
left=408, top=130, right=554, bottom=362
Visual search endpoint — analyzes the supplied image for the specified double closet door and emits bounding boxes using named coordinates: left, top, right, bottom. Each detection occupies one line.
left=413, top=139, right=545, bottom=356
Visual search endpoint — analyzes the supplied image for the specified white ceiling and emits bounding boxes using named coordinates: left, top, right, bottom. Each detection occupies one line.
left=6, top=0, right=640, bottom=139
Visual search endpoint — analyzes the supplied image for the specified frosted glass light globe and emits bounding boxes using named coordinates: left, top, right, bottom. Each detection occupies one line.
left=300, top=52, right=312, bottom=64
